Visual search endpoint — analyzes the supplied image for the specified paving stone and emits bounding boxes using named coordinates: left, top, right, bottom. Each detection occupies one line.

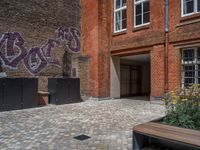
left=0, top=99, right=165, bottom=149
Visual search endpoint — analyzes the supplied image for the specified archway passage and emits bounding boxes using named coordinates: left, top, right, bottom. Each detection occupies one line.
left=120, top=54, right=150, bottom=99
left=110, top=53, right=150, bottom=100
left=120, top=65, right=141, bottom=97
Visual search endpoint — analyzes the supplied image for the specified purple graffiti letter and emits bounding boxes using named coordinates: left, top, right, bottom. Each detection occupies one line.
left=24, top=47, right=47, bottom=75
left=0, top=32, right=27, bottom=69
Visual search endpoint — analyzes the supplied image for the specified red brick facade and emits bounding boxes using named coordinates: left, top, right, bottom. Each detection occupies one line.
left=82, top=0, right=200, bottom=99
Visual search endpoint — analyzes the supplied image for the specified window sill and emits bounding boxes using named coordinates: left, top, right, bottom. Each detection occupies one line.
left=176, top=18, right=200, bottom=27
left=112, top=30, right=127, bottom=36
left=133, top=24, right=150, bottom=32
left=180, top=13, right=200, bottom=22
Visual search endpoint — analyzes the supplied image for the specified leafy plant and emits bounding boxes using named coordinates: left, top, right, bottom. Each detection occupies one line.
left=163, top=84, right=200, bottom=130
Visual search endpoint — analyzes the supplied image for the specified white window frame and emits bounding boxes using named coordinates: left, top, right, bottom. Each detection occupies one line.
left=114, top=0, right=127, bottom=33
left=134, top=0, right=150, bottom=28
left=181, top=47, right=200, bottom=87
left=181, top=0, right=200, bottom=17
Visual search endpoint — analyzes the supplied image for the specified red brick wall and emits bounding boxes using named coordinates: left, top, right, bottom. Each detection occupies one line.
left=82, top=0, right=200, bottom=99
left=168, top=44, right=182, bottom=92
left=110, top=0, right=165, bottom=52
left=167, top=0, right=200, bottom=92
left=169, top=0, right=200, bottom=44
left=82, top=0, right=110, bottom=98
left=97, top=0, right=111, bottom=98
left=110, top=0, right=166, bottom=98
left=151, top=45, right=165, bottom=97
left=82, top=0, right=99, bottom=97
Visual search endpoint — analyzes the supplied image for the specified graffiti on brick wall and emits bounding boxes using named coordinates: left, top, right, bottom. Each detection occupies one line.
left=0, top=27, right=81, bottom=75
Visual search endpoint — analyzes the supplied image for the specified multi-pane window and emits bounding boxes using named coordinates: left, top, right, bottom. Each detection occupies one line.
left=134, top=0, right=150, bottom=27
left=182, top=48, right=200, bottom=87
left=182, top=0, right=200, bottom=16
left=114, top=0, right=127, bottom=32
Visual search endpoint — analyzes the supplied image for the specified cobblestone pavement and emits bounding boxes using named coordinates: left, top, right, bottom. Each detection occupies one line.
left=0, top=99, right=165, bottom=150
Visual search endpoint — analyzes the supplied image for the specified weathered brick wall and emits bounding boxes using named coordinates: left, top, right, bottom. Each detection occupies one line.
left=0, top=0, right=81, bottom=91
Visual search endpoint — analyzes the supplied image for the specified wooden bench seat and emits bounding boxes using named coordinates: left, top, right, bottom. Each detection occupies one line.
left=133, top=122, right=200, bottom=150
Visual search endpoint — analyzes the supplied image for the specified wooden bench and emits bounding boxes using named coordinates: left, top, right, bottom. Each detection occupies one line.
left=133, top=122, right=200, bottom=150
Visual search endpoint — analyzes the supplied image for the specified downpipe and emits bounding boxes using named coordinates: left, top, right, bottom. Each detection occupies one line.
left=164, top=0, right=169, bottom=92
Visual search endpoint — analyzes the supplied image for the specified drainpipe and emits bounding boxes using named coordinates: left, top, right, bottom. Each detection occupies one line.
left=164, top=0, right=169, bottom=92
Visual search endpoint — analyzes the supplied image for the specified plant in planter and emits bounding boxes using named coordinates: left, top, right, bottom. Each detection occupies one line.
left=163, top=84, right=200, bottom=130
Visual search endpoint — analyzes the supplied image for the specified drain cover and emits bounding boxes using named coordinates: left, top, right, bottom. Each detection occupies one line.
left=74, top=134, right=91, bottom=141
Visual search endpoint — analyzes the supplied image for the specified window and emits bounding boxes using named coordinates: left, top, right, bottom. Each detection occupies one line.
left=114, top=0, right=127, bottom=32
left=134, top=0, right=150, bottom=27
left=182, top=0, right=200, bottom=16
left=182, top=47, right=200, bottom=87
left=198, top=0, right=200, bottom=12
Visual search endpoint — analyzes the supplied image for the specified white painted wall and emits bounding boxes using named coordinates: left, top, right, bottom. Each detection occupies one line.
left=110, top=56, right=120, bottom=98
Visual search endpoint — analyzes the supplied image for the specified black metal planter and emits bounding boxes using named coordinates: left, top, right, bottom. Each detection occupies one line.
left=0, top=78, right=38, bottom=112
left=48, top=78, right=82, bottom=105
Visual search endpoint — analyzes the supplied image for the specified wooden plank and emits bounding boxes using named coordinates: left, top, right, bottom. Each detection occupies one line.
left=147, top=122, right=200, bottom=137
left=133, top=122, right=200, bottom=147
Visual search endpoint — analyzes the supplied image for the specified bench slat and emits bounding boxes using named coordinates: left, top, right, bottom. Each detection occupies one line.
left=133, top=122, right=200, bottom=147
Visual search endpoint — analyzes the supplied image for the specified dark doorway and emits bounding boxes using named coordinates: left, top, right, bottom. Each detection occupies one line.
left=120, top=65, right=141, bottom=97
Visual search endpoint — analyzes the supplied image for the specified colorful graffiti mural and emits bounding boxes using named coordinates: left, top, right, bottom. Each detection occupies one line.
left=0, top=27, right=81, bottom=75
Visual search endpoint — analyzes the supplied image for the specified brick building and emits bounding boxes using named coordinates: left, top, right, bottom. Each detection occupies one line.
left=82, top=0, right=200, bottom=101
left=1, top=0, right=200, bottom=101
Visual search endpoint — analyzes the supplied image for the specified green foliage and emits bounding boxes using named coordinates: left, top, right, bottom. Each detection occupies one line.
left=163, top=84, right=200, bottom=130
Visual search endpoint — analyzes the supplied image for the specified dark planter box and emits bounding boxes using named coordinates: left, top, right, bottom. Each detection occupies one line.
left=48, top=78, right=82, bottom=105
left=0, top=78, right=38, bottom=112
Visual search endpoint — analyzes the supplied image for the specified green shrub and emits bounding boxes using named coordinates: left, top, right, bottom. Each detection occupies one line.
left=163, top=84, right=200, bottom=130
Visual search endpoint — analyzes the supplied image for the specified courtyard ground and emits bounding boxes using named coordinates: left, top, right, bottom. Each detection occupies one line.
left=0, top=99, right=165, bottom=150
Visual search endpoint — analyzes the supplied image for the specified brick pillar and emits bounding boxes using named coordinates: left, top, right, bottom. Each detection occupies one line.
left=168, top=44, right=181, bottom=91
left=151, top=45, right=165, bottom=99
left=81, top=0, right=110, bottom=98
left=97, top=0, right=111, bottom=98
left=82, top=0, right=99, bottom=97
left=77, top=56, right=90, bottom=100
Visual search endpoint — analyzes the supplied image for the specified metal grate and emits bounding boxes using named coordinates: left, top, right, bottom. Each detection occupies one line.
left=74, top=134, right=91, bottom=141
